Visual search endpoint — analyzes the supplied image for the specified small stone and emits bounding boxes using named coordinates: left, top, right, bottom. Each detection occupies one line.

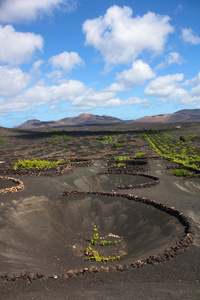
left=28, top=273, right=37, bottom=281
left=123, top=264, right=129, bottom=271
left=67, top=270, right=76, bottom=278
left=130, top=263, right=137, bottom=269
left=21, top=271, right=28, bottom=279
left=36, top=273, right=44, bottom=279
left=116, top=264, right=124, bottom=272
left=101, top=266, right=109, bottom=273
left=109, top=266, right=117, bottom=272
left=83, top=268, right=89, bottom=274
left=145, top=258, right=152, bottom=264
left=91, top=266, right=99, bottom=273
left=1, top=272, right=8, bottom=279
left=11, top=274, right=16, bottom=281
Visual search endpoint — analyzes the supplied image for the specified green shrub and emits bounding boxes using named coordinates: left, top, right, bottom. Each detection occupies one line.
left=64, top=137, right=72, bottom=142
left=45, top=140, right=51, bottom=143
left=135, top=152, right=146, bottom=158
left=114, top=156, right=131, bottom=161
left=14, top=159, right=58, bottom=169
left=63, top=143, right=68, bottom=147
left=118, top=139, right=126, bottom=143
left=97, top=135, right=116, bottom=144
left=180, top=135, right=190, bottom=142
left=51, top=135, right=59, bottom=138
left=113, top=162, right=126, bottom=167
left=85, top=224, right=126, bottom=262
left=0, top=138, right=8, bottom=142
left=58, top=158, right=70, bottom=164
left=172, top=169, right=194, bottom=177
left=113, top=143, right=121, bottom=148
left=53, top=141, right=58, bottom=145
left=14, top=158, right=69, bottom=169
left=96, top=136, right=107, bottom=141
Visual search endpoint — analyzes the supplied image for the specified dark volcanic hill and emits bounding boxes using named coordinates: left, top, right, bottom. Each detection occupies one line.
left=14, top=109, right=200, bottom=129
left=133, top=109, right=200, bottom=123
left=14, top=113, right=122, bottom=129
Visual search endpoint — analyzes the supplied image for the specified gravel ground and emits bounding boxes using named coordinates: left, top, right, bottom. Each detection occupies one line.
left=0, top=158, right=200, bottom=299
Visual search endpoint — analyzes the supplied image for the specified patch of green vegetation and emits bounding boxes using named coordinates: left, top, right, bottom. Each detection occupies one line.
left=96, top=136, right=107, bottom=141
left=172, top=169, right=195, bottom=177
left=87, top=250, right=122, bottom=262
left=118, top=139, right=126, bottom=143
left=52, top=141, right=58, bottom=145
left=114, top=156, right=131, bottom=161
left=180, top=135, right=190, bottom=142
left=63, top=137, right=72, bottom=142
left=62, top=143, right=68, bottom=147
left=113, top=142, right=121, bottom=148
left=137, top=133, right=144, bottom=138
left=144, top=131, right=200, bottom=171
left=0, top=138, right=8, bottom=142
left=90, top=224, right=99, bottom=245
left=45, top=140, right=51, bottom=143
left=85, top=224, right=126, bottom=262
left=100, top=240, right=120, bottom=246
left=51, top=134, right=59, bottom=138
left=135, top=152, right=146, bottom=158
left=97, top=135, right=117, bottom=144
left=14, top=158, right=69, bottom=169
left=112, top=162, right=126, bottom=167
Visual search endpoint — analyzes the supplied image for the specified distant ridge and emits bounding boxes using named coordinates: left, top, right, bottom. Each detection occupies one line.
left=133, top=109, right=200, bottom=123
left=14, top=113, right=122, bottom=129
left=14, top=109, right=200, bottom=129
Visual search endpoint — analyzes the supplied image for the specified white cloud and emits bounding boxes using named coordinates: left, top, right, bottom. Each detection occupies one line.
left=182, top=84, right=200, bottom=105
left=83, top=5, right=174, bottom=69
left=0, top=66, right=30, bottom=97
left=0, top=75, right=148, bottom=114
left=29, top=60, right=44, bottom=78
left=0, top=25, right=43, bottom=65
left=49, top=51, right=85, bottom=72
left=115, top=60, right=156, bottom=90
left=156, top=52, right=184, bottom=70
left=167, top=52, right=183, bottom=65
left=144, top=73, right=186, bottom=101
left=180, top=28, right=200, bottom=45
left=71, top=89, right=147, bottom=110
left=144, top=72, right=200, bottom=106
left=0, top=0, right=77, bottom=23
left=105, top=83, right=126, bottom=93
left=174, top=4, right=183, bottom=14
left=31, top=60, right=44, bottom=71
left=183, top=71, right=200, bottom=86
left=0, top=80, right=85, bottom=113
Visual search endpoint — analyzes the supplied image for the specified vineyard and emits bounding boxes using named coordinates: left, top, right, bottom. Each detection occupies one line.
left=144, top=131, right=200, bottom=171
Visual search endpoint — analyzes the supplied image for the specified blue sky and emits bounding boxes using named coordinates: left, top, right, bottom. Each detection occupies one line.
left=0, top=0, right=200, bottom=127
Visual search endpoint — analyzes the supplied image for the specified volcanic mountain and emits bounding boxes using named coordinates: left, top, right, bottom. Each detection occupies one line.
left=14, top=113, right=122, bottom=129
left=133, top=109, right=200, bottom=123
left=14, top=109, right=200, bottom=129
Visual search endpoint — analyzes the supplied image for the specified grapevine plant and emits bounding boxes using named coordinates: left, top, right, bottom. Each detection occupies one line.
left=85, top=224, right=126, bottom=262
left=144, top=131, right=200, bottom=171
left=14, top=158, right=70, bottom=169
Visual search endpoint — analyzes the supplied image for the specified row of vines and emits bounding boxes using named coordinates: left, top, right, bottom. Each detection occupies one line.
left=144, top=131, right=200, bottom=171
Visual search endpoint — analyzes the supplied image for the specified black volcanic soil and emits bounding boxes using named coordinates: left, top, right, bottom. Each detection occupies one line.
left=0, top=178, right=18, bottom=189
left=0, top=127, right=154, bottom=163
left=0, top=126, right=200, bottom=299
